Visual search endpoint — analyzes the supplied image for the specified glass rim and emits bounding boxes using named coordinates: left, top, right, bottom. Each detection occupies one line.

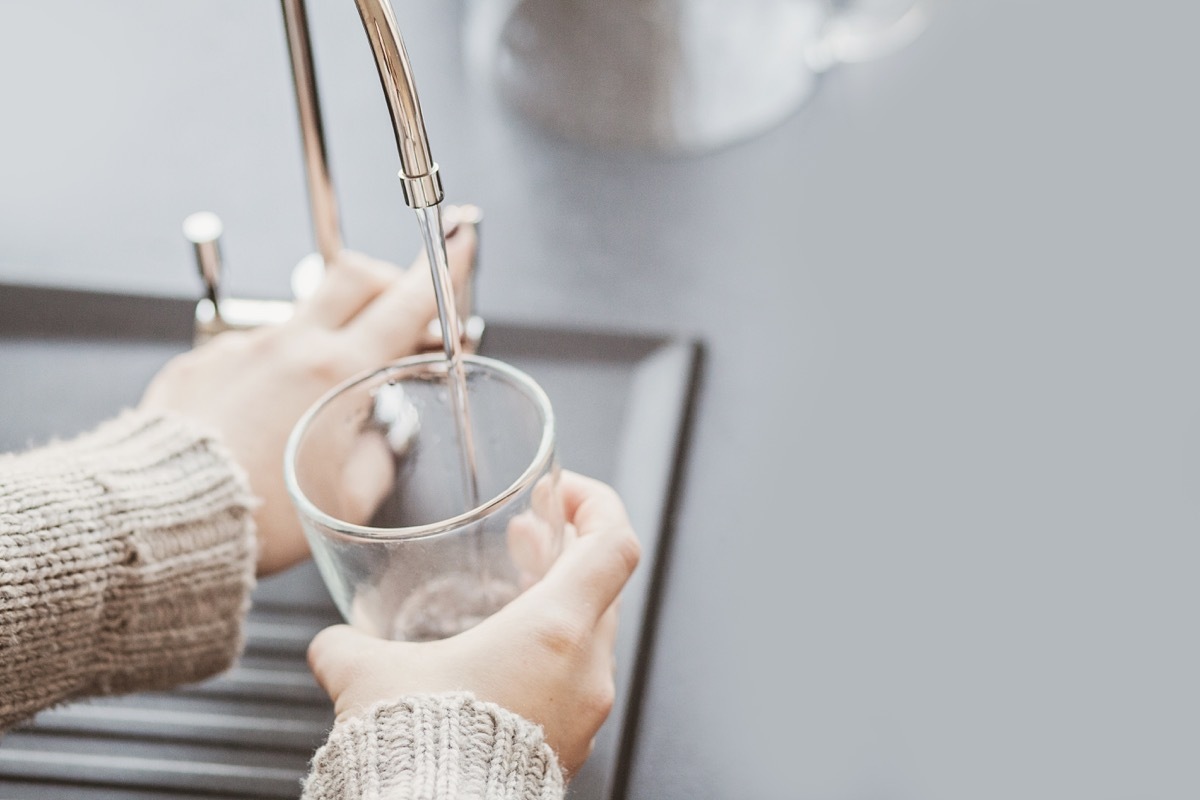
left=284, top=353, right=557, bottom=542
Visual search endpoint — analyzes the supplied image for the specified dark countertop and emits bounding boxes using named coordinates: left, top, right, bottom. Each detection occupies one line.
left=2, top=1, right=1198, bottom=796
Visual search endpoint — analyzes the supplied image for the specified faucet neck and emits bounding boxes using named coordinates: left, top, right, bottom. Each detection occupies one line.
left=354, top=0, right=444, bottom=209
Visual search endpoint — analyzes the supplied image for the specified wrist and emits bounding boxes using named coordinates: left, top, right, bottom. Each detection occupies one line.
left=63, top=410, right=258, bottom=694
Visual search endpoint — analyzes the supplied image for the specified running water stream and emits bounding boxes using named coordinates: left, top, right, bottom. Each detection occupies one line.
left=414, top=204, right=482, bottom=512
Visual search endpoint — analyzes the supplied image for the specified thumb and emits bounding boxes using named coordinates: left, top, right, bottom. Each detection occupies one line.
left=307, top=624, right=384, bottom=702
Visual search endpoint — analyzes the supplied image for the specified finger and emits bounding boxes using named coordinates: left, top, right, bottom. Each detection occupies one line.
left=338, top=430, right=396, bottom=525
left=290, top=251, right=401, bottom=329
left=505, top=473, right=567, bottom=586
left=307, top=624, right=381, bottom=700
left=345, top=221, right=478, bottom=362
left=530, top=472, right=563, bottom=528
left=506, top=512, right=558, bottom=589
left=558, top=471, right=632, bottom=533
left=522, top=476, right=640, bottom=627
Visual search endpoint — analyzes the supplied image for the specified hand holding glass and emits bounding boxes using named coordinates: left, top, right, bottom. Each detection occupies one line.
left=286, top=354, right=563, bottom=641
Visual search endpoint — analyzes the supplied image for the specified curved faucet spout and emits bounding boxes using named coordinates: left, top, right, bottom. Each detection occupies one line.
left=353, top=0, right=444, bottom=209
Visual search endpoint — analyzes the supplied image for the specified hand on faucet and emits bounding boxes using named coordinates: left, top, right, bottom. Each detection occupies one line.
left=141, top=222, right=478, bottom=576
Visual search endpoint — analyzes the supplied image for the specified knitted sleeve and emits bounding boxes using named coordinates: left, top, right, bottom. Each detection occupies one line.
left=0, top=410, right=257, bottom=731
left=303, top=694, right=565, bottom=800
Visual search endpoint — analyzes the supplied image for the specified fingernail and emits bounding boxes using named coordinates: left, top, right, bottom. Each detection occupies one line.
left=444, top=204, right=483, bottom=241
left=458, top=204, right=483, bottom=226
left=443, top=205, right=462, bottom=239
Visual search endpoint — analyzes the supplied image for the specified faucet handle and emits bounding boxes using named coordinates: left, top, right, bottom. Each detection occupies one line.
left=184, top=211, right=295, bottom=346
left=182, top=211, right=224, bottom=312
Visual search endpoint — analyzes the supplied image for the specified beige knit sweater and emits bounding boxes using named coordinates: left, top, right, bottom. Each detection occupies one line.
left=0, top=410, right=564, bottom=800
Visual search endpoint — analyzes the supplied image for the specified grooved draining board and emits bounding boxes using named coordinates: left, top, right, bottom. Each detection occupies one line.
left=0, top=283, right=699, bottom=800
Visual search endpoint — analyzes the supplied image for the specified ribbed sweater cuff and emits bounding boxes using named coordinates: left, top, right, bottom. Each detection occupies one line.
left=303, top=694, right=565, bottom=800
left=0, top=410, right=257, bottom=730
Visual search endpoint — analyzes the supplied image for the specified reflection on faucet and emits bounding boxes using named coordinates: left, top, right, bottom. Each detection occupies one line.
left=281, top=0, right=343, bottom=269
left=277, top=0, right=482, bottom=355
left=185, top=0, right=465, bottom=350
left=351, top=0, right=444, bottom=210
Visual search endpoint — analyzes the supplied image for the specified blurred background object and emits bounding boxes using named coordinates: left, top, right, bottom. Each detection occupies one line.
left=465, top=0, right=926, bottom=152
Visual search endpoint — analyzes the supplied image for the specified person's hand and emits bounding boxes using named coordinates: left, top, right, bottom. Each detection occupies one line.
left=139, top=221, right=477, bottom=576
left=306, top=472, right=642, bottom=777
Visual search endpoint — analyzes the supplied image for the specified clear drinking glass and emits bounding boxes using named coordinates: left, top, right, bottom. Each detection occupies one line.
left=285, top=354, right=564, bottom=641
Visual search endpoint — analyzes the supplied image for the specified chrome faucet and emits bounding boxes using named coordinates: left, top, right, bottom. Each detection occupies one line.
left=281, top=0, right=444, bottom=261
left=190, top=0, right=481, bottom=347
left=349, top=0, right=444, bottom=210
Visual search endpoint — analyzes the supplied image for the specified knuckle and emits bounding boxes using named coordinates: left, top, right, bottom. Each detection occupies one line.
left=309, top=356, right=343, bottom=386
left=344, top=256, right=394, bottom=293
left=584, top=677, right=616, bottom=722
left=227, top=327, right=278, bottom=363
left=303, top=338, right=350, bottom=385
left=306, top=628, right=337, bottom=681
left=614, top=530, right=642, bottom=576
left=591, top=480, right=623, bottom=509
left=534, top=612, right=588, bottom=658
left=595, top=528, right=641, bottom=588
left=307, top=627, right=372, bottom=695
left=215, top=329, right=260, bottom=357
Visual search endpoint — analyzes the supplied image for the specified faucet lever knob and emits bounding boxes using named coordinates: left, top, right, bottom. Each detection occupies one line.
left=182, top=211, right=225, bottom=312
left=183, top=211, right=295, bottom=346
